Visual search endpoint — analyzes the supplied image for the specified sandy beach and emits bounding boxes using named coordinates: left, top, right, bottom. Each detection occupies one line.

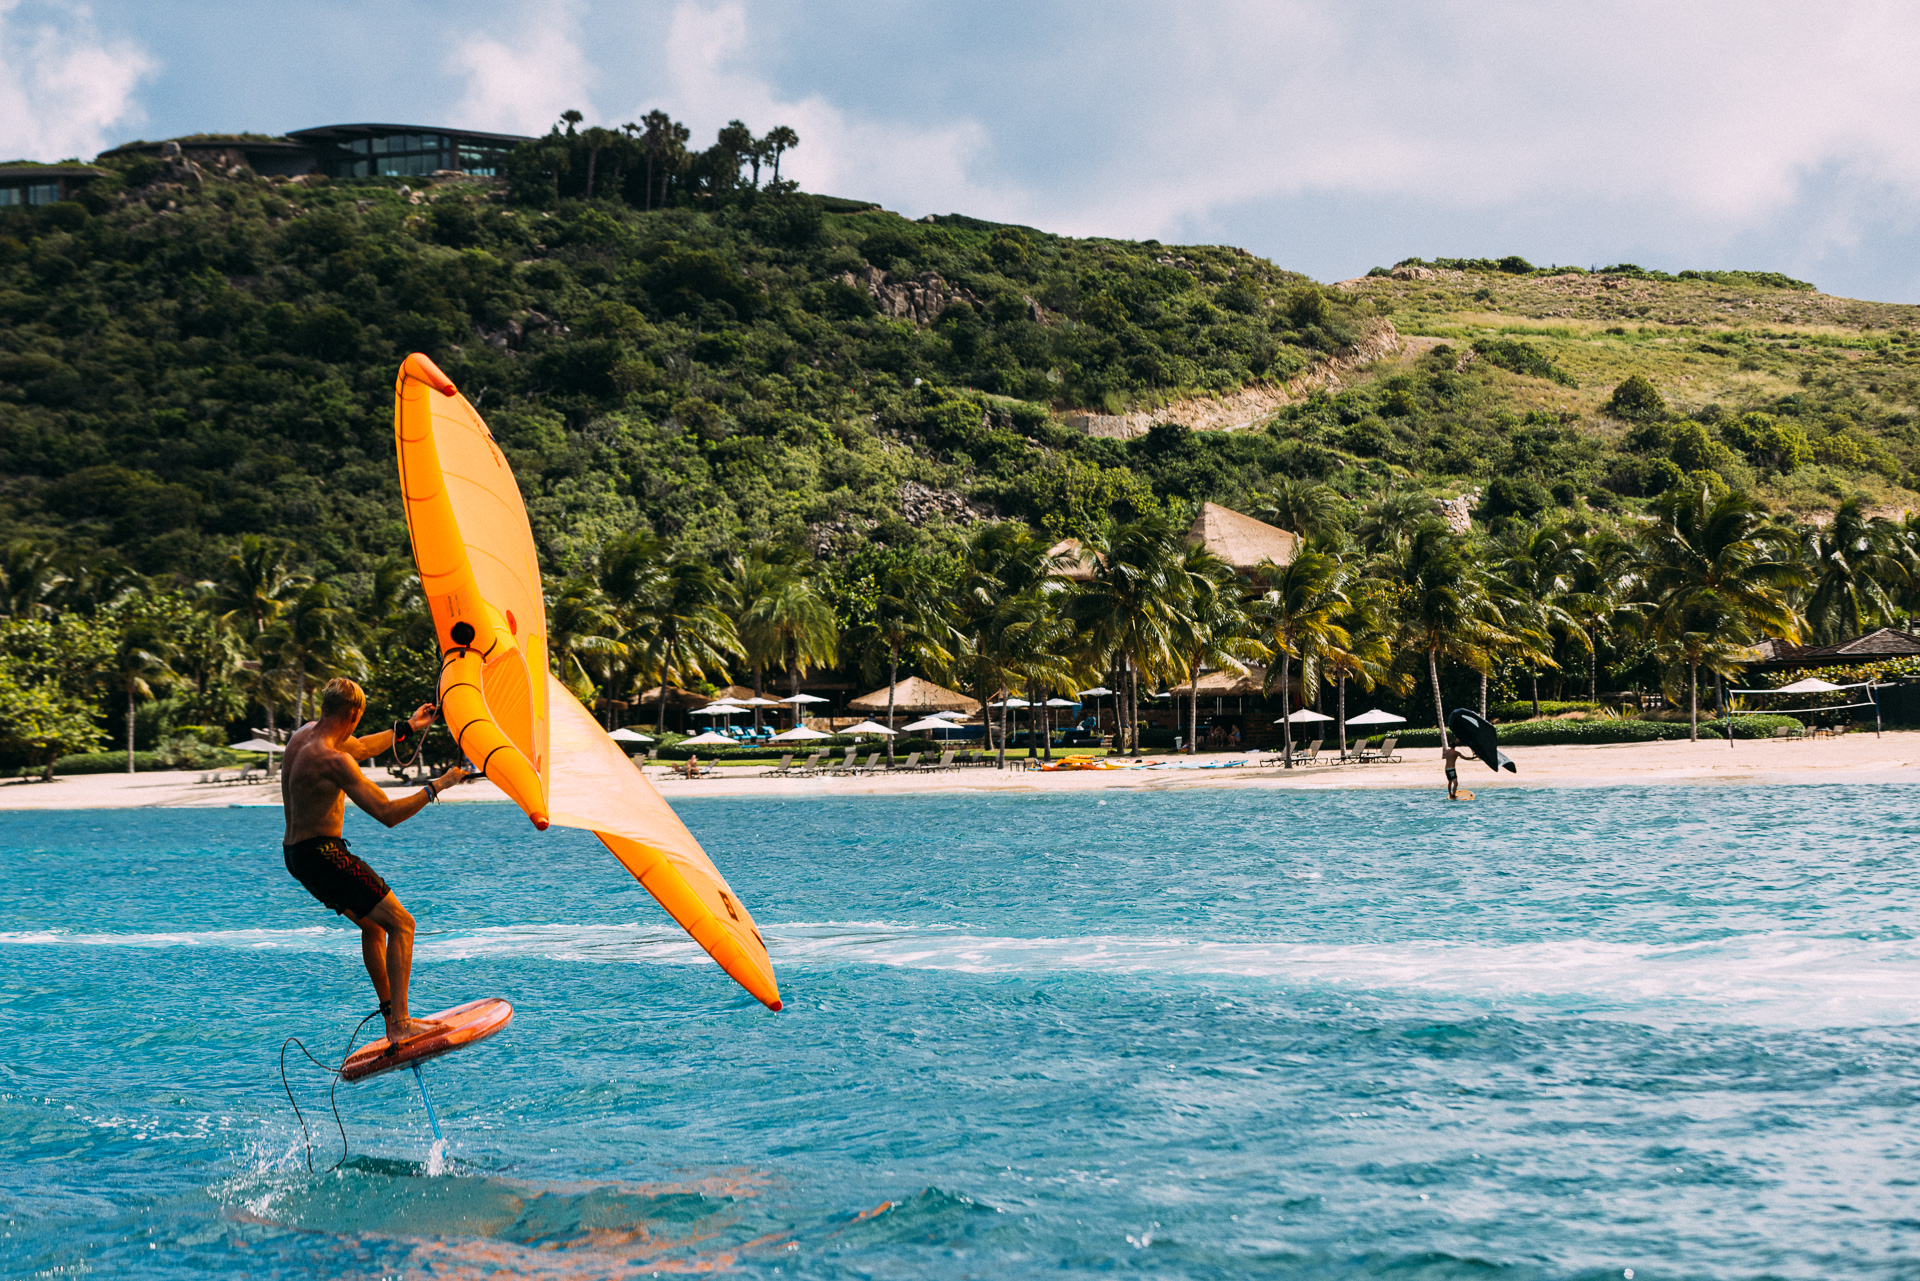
left=4, top=732, right=1917, bottom=810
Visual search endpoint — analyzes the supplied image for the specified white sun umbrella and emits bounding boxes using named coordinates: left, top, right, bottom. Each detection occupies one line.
left=1345, top=708, right=1407, bottom=726
left=229, top=737, right=283, bottom=753
left=678, top=730, right=737, bottom=747
left=901, top=715, right=960, bottom=732
left=841, top=719, right=898, bottom=737
left=768, top=724, right=833, bottom=742
left=1077, top=687, right=1114, bottom=735
left=1043, top=697, right=1080, bottom=707
left=927, top=710, right=969, bottom=720
left=1273, top=708, right=1334, bottom=724
left=1775, top=677, right=1844, bottom=694
left=987, top=697, right=1031, bottom=708
left=734, top=695, right=783, bottom=706
left=608, top=727, right=654, bottom=743
left=779, top=693, right=829, bottom=704
left=690, top=703, right=744, bottom=716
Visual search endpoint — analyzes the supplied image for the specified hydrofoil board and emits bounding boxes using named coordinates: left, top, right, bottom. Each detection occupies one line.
left=341, top=997, right=513, bottom=1082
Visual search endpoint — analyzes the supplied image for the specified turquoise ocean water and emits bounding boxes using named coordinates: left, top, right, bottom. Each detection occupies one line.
left=4, top=785, right=1920, bottom=1278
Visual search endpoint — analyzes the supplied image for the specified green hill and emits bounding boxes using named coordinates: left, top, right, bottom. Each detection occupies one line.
left=2, top=139, right=1917, bottom=589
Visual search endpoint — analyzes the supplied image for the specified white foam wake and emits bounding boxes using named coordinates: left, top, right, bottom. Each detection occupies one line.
left=5, top=921, right=1914, bottom=1026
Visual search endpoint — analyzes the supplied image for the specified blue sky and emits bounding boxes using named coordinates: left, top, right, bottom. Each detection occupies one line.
left=7, top=0, right=1920, bottom=302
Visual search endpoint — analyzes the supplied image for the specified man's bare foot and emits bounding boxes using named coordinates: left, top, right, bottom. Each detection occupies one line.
left=382, top=1017, right=446, bottom=1046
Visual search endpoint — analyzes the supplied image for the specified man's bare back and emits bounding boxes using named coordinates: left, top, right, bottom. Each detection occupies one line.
left=280, top=678, right=467, bottom=1044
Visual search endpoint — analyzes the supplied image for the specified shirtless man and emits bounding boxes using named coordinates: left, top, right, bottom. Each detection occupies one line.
left=281, top=677, right=468, bottom=1045
left=1442, top=741, right=1463, bottom=799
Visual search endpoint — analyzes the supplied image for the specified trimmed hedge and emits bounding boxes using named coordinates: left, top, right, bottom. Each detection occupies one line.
left=12, top=748, right=259, bottom=776
left=1378, top=714, right=1806, bottom=749
left=1487, top=701, right=1606, bottom=720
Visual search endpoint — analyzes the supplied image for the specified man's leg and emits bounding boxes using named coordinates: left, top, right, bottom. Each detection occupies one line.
left=358, top=893, right=436, bottom=1041
left=357, top=919, right=392, bottom=1009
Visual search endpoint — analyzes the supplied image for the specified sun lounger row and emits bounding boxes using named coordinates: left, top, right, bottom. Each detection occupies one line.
left=1236, top=736, right=1401, bottom=767
left=767, top=748, right=973, bottom=777
left=197, top=766, right=265, bottom=786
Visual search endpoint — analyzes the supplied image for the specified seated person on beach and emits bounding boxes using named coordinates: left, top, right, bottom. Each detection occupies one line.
left=1442, top=742, right=1462, bottom=799
left=280, top=678, right=468, bottom=1046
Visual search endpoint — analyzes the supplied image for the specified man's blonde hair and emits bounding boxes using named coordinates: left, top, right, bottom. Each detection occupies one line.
left=319, top=678, right=366, bottom=719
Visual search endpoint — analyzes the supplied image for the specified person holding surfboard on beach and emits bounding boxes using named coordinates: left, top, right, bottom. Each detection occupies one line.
left=1442, top=741, right=1463, bottom=799
left=281, top=677, right=468, bottom=1047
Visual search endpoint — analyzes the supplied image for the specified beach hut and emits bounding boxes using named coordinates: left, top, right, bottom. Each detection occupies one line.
left=848, top=677, right=980, bottom=720
left=1184, top=503, right=1300, bottom=574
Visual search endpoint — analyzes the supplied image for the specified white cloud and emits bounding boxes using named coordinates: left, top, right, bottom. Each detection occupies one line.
left=645, top=1, right=1024, bottom=217
left=0, top=0, right=151, bottom=161
left=448, top=0, right=598, bottom=136
left=996, top=0, right=1920, bottom=254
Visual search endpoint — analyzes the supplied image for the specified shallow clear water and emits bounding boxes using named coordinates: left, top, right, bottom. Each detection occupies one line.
left=4, top=785, right=1920, bottom=1278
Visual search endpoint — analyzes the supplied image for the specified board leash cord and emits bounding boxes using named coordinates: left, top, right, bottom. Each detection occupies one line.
left=278, top=1009, right=381, bottom=1174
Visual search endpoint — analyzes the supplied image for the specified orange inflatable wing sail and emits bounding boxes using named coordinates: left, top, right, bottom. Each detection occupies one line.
left=544, top=673, right=782, bottom=1011
left=393, top=353, right=778, bottom=1011
left=394, top=353, right=549, bottom=828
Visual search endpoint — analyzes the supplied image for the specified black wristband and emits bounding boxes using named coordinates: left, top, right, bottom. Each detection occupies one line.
left=393, top=719, right=412, bottom=747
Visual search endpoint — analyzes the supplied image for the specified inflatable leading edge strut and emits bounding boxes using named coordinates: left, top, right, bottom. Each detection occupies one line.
left=394, top=352, right=551, bottom=829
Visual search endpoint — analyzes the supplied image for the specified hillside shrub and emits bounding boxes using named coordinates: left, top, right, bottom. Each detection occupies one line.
left=1606, top=374, right=1668, bottom=421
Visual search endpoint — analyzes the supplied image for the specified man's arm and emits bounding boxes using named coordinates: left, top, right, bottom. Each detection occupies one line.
left=329, top=752, right=466, bottom=828
left=344, top=703, right=439, bottom=762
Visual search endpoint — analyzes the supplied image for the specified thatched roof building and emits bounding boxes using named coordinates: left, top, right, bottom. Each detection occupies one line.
left=1185, top=503, right=1299, bottom=573
left=848, top=677, right=980, bottom=715
left=1165, top=666, right=1268, bottom=697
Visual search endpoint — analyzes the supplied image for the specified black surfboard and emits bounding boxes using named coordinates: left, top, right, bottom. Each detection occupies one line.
left=1447, top=708, right=1516, bottom=773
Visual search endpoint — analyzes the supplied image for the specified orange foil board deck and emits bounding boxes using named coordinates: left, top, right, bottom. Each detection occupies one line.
left=339, top=998, right=514, bottom=1082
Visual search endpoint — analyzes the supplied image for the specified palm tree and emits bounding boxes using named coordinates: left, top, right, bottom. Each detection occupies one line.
left=736, top=554, right=838, bottom=731
left=109, top=606, right=176, bottom=774
left=1069, top=514, right=1191, bottom=756
left=846, top=559, right=956, bottom=764
left=1253, top=549, right=1349, bottom=767
left=548, top=574, right=619, bottom=700
left=0, top=542, right=64, bottom=619
left=1173, top=544, right=1265, bottom=756
left=1804, top=497, right=1903, bottom=643
left=1323, top=568, right=1399, bottom=756
left=1637, top=486, right=1805, bottom=739
left=212, top=536, right=304, bottom=772
left=1391, top=521, right=1501, bottom=749
left=1354, top=490, right=1439, bottom=555
left=1562, top=524, right=1640, bottom=704
left=1483, top=524, right=1579, bottom=716
left=637, top=556, right=741, bottom=734
left=956, top=523, right=1074, bottom=764
left=1252, top=480, right=1346, bottom=540
left=763, top=125, right=799, bottom=182
left=264, top=583, right=367, bottom=726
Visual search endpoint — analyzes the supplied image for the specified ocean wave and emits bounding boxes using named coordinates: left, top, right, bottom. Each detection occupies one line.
left=6, top=921, right=1916, bottom=1025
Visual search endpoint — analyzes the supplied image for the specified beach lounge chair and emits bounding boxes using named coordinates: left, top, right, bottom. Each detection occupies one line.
left=1301, top=738, right=1323, bottom=765
left=819, top=747, right=858, bottom=776
left=793, top=750, right=825, bottom=775
left=1349, top=737, right=1372, bottom=763
left=1375, top=736, right=1399, bottom=763
left=768, top=753, right=793, bottom=775
left=893, top=751, right=922, bottom=772
left=921, top=749, right=957, bottom=772
left=854, top=752, right=882, bottom=773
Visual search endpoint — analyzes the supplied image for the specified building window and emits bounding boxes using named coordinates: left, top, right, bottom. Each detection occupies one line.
left=0, top=187, right=21, bottom=208
left=28, top=183, right=58, bottom=205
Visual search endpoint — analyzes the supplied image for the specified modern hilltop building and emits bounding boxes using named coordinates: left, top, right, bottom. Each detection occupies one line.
left=0, top=163, right=108, bottom=207
left=283, top=124, right=533, bottom=178
left=93, top=123, right=535, bottom=182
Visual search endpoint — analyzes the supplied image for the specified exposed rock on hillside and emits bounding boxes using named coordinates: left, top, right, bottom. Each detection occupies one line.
left=837, top=265, right=981, bottom=325
left=1066, top=319, right=1403, bottom=439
